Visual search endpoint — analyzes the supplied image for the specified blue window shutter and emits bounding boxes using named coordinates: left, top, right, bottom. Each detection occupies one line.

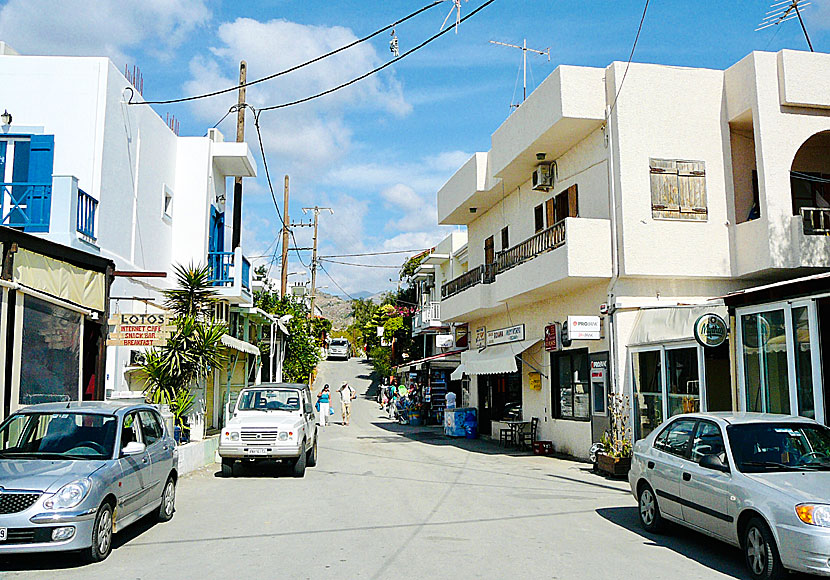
left=24, top=135, right=54, bottom=232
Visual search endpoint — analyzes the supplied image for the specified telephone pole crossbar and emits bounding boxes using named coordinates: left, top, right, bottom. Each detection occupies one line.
left=301, top=206, right=333, bottom=318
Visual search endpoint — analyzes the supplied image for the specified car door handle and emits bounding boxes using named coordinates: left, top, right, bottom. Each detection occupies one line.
left=682, top=472, right=691, bottom=481
left=142, top=457, right=149, bottom=464
left=647, top=461, right=655, bottom=470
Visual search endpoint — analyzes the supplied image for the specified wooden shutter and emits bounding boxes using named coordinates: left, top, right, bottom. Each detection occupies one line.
left=650, top=158, right=679, bottom=219
left=545, top=198, right=555, bottom=229
left=484, top=236, right=494, bottom=265
left=676, top=160, right=707, bottom=220
left=555, top=192, right=567, bottom=223
left=567, top=184, right=579, bottom=218
left=534, top=204, right=544, bottom=232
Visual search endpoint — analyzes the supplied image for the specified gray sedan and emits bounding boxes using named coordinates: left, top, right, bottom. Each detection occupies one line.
left=630, top=412, right=830, bottom=579
left=0, top=401, right=178, bottom=562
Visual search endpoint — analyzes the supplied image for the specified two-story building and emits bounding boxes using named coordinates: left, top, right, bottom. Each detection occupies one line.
left=436, top=49, right=830, bottom=458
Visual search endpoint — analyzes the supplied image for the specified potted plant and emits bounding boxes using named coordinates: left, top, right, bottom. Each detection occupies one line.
left=596, top=393, right=633, bottom=477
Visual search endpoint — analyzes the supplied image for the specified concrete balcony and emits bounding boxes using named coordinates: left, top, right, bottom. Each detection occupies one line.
left=208, top=246, right=253, bottom=304
left=441, top=217, right=612, bottom=322
left=412, top=301, right=447, bottom=335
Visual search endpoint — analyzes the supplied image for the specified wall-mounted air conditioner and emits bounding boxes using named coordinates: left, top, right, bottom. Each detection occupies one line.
left=532, top=163, right=553, bottom=191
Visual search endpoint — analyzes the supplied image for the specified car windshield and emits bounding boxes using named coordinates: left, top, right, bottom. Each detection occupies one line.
left=727, top=422, right=830, bottom=472
left=331, top=340, right=348, bottom=347
left=0, top=412, right=117, bottom=460
left=237, top=389, right=301, bottom=412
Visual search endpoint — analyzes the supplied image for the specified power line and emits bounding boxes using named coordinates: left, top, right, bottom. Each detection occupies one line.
left=320, top=258, right=401, bottom=269
left=608, top=0, right=650, bottom=116
left=130, top=1, right=447, bottom=106
left=319, top=248, right=429, bottom=258
left=318, top=262, right=356, bottom=301
left=258, top=0, right=498, bottom=113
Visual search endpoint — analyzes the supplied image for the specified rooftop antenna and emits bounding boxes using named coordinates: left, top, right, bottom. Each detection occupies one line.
left=757, top=0, right=814, bottom=52
left=441, top=0, right=468, bottom=34
left=490, top=39, right=551, bottom=107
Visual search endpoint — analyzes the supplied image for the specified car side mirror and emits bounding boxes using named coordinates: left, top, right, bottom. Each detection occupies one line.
left=122, top=441, right=146, bottom=457
left=700, top=454, right=729, bottom=473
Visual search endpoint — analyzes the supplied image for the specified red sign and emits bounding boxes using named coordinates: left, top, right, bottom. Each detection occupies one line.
left=544, top=324, right=559, bottom=352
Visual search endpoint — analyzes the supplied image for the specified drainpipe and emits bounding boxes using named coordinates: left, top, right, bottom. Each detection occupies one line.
left=605, top=93, right=622, bottom=407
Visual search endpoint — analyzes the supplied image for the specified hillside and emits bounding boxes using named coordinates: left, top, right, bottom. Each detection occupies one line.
left=315, top=292, right=353, bottom=330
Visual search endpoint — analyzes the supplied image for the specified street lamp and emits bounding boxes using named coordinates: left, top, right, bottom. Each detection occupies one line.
left=0, top=110, right=11, bottom=126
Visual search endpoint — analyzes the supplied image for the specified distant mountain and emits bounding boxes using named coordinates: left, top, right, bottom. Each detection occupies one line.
left=348, top=291, right=374, bottom=299
left=315, top=292, right=353, bottom=330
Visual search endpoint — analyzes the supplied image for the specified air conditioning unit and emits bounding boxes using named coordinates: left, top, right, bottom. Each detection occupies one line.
left=532, top=164, right=553, bottom=191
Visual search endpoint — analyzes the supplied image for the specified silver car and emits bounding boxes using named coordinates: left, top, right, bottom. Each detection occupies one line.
left=630, top=412, right=830, bottom=579
left=327, top=339, right=351, bottom=361
left=0, top=401, right=178, bottom=562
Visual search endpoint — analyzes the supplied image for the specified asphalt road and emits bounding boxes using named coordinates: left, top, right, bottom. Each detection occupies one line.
left=0, top=358, right=807, bottom=579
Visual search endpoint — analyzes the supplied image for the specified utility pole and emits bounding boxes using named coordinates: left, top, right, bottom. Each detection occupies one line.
left=489, top=39, right=550, bottom=106
left=302, top=206, right=333, bottom=318
left=232, top=60, right=247, bottom=250
left=280, top=175, right=290, bottom=297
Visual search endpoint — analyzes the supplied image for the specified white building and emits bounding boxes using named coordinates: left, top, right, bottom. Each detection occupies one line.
left=436, top=49, right=830, bottom=457
left=0, top=44, right=277, bottom=432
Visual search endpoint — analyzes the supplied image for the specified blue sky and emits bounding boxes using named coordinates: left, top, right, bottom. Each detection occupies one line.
left=1, top=0, right=828, bottom=294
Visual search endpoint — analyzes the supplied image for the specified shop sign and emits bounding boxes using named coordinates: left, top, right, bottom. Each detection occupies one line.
left=694, top=313, right=728, bottom=348
left=436, top=334, right=454, bottom=348
left=487, top=324, right=525, bottom=346
left=107, top=313, right=175, bottom=347
left=529, top=372, right=542, bottom=391
left=544, top=323, right=560, bottom=352
left=591, top=359, right=607, bottom=381
left=474, top=326, right=486, bottom=349
left=565, top=316, right=601, bottom=340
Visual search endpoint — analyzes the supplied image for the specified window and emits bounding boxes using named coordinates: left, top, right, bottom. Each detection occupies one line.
left=534, top=204, right=544, bottom=232
left=653, top=418, right=696, bottom=457
left=121, top=412, right=143, bottom=449
left=666, top=347, right=700, bottom=417
left=162, top=185, right=173, bottom=219
left=139, top=410, right=164, bottom=446
left=500, top=226, right=509, bottom=250
left=649, top=158, right=707, bottom=220
left=544, top=185, right=578, bottom=227
left=690, top=421, right=726, bottom=464
left=633, top=350, right=663, bottom=438
left=741, top=310, right=789, bottom=414
left=552, top=350, right=590, bottom=420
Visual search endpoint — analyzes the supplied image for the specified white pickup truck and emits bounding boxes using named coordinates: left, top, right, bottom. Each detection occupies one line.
left=218, top=383, right=318, bottom=477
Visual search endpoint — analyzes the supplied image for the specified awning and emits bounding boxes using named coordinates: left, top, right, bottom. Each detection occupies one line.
left=220, top=334, right=260, bottom=356
left=450, top=364, right=465, bottom=380
left=460, top=339, right=540, bottom=375
left=627, top=305, right=727, bottom=346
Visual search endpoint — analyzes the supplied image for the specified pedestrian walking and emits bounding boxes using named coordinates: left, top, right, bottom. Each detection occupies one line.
left=338, top=382, right=356, bottom=426
left=316, top=385, right=331, bottom=427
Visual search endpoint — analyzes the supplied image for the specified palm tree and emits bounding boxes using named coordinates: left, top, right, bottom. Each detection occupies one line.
left=163, top=263, right=217, bottom=321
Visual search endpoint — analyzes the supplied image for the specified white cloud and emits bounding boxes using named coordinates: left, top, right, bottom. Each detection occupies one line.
left=0, top=0, right=210, bottom=63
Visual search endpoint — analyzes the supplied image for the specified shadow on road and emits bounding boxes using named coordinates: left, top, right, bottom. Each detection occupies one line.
left=368, top=420, right=534, bottom=458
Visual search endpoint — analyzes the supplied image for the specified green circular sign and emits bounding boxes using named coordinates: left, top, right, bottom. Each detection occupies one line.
left=694, top=313, right=728, bottom=348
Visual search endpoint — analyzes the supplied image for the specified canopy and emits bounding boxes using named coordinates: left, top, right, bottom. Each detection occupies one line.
left=627, top=305, right=727, bottom=346
left=460, top=339, right=540, bottom=375
left=220, top=334, right=260, bottom=356
left=450, top=364, right=465, bottom=381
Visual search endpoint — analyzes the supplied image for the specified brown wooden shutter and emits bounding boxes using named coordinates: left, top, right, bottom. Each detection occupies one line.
left=677, top=160, right=707, bottom=220
left=545, top=198, right=555, bottom=228
left=567, top=184, right=579, bottom=218
left=484, top=236, right=494, bottom=265
left=650, top=158, right=679, bottom=219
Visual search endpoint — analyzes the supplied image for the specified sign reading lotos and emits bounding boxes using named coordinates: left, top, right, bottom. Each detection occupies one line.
left=106, top=313, right=176, bottom=348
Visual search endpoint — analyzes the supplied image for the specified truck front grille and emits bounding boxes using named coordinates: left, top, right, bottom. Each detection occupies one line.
left=241, top=430, right=279, bottom=443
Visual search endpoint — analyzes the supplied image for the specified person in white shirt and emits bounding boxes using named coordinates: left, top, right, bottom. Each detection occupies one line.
left=445, top=390, right=457, bottom=409
left=338, top=383, right=355, bottom=426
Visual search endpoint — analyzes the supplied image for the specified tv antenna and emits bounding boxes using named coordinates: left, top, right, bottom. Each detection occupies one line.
left=756, top=0, right=813, bottom=52
left=490, top=39, right=551, bottom=107
left=441, top=0, right=468, bottom=34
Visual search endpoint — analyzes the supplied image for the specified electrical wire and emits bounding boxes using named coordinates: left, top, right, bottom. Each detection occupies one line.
left=130, top=1, right=447, bottom=106
left=320, top=249, right=429, bottom=258
left=320, top=258, right=401, bottom=269
left=608, top=0, right=650, bottom=116
left=318, top=262, right=357, bottom=301
left=257, top=0, right=498, bottom=113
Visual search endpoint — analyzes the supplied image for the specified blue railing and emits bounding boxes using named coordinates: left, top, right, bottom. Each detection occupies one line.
left=0, top=182, right=52, bottom=232
left=242, top=256, right=251, bottom=290
left=208, top=251, right=234, bottom=286
left=76, top=189, right=97, bottom=240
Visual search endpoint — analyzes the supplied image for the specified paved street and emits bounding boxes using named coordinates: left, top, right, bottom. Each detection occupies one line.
left=0, top=359, right=803, bottom=580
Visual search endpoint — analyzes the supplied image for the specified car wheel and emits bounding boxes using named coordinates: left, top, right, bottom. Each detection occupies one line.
left=744, top=517, right=786, bottom=580
left=157, top=476, right=176, bottom=522
left=292, top=441, right=307, bottom=477
left=83, top=502, right=114, bottom=563
left=638, top=483, right=664, bottom=533
left=307, top=437, right=318, bottom=467
left=221, top=458, right=236, bottom=478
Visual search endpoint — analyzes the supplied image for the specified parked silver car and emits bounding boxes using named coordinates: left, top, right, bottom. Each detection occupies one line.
left=630, top=412, right=830, bottom=579
left=327, top=338, right=351, bottom=361
left=0, top=401, right=178, bottom=562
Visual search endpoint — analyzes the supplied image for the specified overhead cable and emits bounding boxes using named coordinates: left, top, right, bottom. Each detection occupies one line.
left=608, top=0, right=650, bottom=116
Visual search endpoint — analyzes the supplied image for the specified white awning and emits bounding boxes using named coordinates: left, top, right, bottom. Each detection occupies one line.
left=460, top=339, right=540, bottom=375
left=220, top=334, right=260, bottom=356
left=450, top=364, right=465, bottom=380
left=627, top=305, right=727, bottom=346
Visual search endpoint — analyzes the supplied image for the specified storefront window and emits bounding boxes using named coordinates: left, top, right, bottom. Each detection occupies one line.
left=742, top=310, right=789, bottom=414
left=793, top=307, right=815, bottom=419
left=633, top=350, right=663, bottom=438
left=666, top=347, right=700, bottom=417
left=553, top=350, right=589, bottom=420
left=19, top=295, right=81, bottom=405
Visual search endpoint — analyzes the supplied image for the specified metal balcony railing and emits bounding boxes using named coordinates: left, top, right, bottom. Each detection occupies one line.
left=414, top=301, right=443, bottom=330
left=208, top=249, right=252, bottom=290
left=0, top=182, right=52, bottom=232
left=440, top=220, right=568, bottom=300
left=76, top=189, right=97, bottom=240
left=800, top=207, right=830, bottom=235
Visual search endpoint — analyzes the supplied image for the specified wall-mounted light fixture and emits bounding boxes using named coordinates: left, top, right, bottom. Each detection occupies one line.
left=0, top=110, right=11, bottom=126
left=216, top=193, right=226, bottom=204
left=469, top=207, right=477, bottom=214
left=536, top=152, right=547, bottom=161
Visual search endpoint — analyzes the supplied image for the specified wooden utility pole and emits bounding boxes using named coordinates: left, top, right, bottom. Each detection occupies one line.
left=302, top=206, right=333, bottom=318
left=280, top=175, right=291, bottom=297
left=231, top=61, right=247, bottom=250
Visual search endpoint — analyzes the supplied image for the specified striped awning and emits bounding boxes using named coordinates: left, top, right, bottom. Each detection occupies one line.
left=220, top=334, right=260, bottom=356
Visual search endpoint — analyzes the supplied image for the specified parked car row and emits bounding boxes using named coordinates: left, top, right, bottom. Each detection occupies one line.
left=630, top=412, right=830, bottom=579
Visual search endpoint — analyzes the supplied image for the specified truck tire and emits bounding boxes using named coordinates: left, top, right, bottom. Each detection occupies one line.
left=222, top=458, right=236, bottom=478
left=292, top=442, right=307, bottom=477
left=307, top=437, right=318, bottom=467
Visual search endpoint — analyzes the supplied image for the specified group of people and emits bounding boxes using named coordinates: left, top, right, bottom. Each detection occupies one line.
left=377, top=377, right=419, bottom=421
left=316, top=382, right=356, bottom=427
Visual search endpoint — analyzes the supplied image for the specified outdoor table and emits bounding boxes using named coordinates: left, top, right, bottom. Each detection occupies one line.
left=505, top=420, right=530, bottom=447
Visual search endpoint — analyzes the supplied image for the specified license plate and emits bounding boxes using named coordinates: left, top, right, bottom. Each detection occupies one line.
left=246, top=448, right=269, bottom=456
left=0, top=528, right=6, bottom=541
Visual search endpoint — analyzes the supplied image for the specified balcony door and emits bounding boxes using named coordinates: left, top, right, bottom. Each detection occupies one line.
left=484, top=236, right=494, bottom=266
left=208, top=206, right=226, bottom=284
left=0, top=135, right=54, bottom=233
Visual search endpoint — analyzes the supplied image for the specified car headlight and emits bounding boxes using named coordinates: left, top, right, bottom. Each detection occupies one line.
left=223, top=431, right=239, bottom=441
left=44, top=479, right=92, bottom=510
left=278, top=432, right=289, bottom=441
left=796, top=504, right=830, bottom=527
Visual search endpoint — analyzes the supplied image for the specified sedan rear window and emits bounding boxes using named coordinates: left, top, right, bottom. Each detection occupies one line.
left=0, top=413, right=117, bottom=460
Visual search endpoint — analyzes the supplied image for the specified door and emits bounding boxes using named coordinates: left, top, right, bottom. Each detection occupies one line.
left=590, top=353, right=611, bottom=443
left=116, top=412, right=151, bottom=518
left=484, top=236, right=494, bottom=266
left=680, top=420, right=735, bottom=539
left=139, top=410, right=172, bottom=502
left=302, top=388, right=316, bottom=446
left=478, top=378, right=492, bottom=436
left=648, top=418, right=697, bottom=520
